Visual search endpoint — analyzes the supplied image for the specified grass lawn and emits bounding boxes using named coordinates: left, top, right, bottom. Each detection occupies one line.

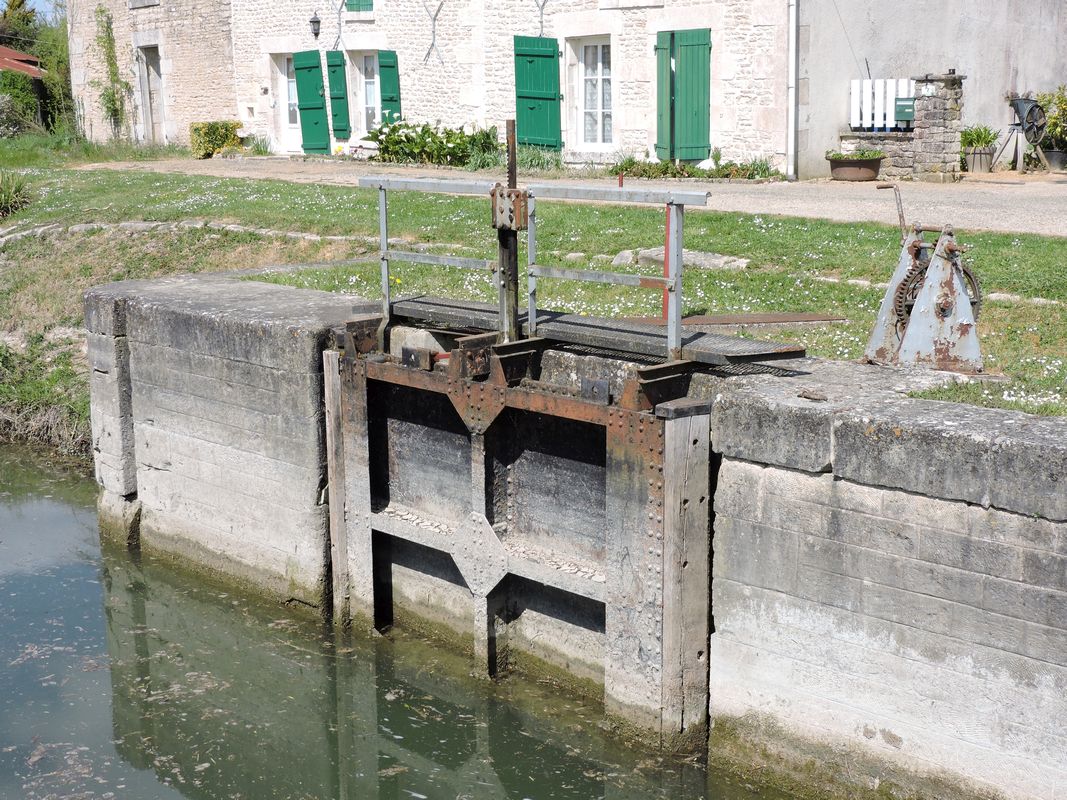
left=1, top=163, right=1064, bottom=456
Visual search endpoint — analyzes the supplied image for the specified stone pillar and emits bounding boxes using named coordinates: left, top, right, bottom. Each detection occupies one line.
left=911, top=72, right=966, bottom=182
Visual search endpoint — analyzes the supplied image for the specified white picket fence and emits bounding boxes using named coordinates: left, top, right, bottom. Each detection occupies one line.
left=850, top=78, right=917, bottom=130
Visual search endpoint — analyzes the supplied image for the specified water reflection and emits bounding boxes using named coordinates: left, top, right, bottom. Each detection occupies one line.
left=1, top=446, right=764, bottom=800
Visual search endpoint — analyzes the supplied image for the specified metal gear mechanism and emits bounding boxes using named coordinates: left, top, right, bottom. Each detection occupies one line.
left=893, top=262, right=982, bottom=325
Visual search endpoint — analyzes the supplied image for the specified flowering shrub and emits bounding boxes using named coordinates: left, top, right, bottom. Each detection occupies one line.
left=363, top=120, right=500, bottom=167
left=189, top=121, right=241, bottom=159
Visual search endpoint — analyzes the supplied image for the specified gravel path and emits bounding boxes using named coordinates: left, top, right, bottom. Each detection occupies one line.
left=80, top=158, right=1067, bottom=237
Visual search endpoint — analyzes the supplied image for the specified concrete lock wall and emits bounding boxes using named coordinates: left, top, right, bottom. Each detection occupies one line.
left=87, top=275, right=1067, bottom=798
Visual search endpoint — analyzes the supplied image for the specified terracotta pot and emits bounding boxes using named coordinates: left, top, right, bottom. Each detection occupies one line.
left=827, top=157, right=883, bottom=181
left=1046, top=149, right=1067, bottom=172
left=964, top=146, right=994, bottom=173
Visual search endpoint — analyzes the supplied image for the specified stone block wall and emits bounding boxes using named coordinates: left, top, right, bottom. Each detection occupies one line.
left=910, top=73, right=965, bottom=182
left=835, top=74, right=965, bottom=182
left=707, top=367, right=1067, bottom=800
left=86, top=274, right=361, bottom=607
left=68, top=0, right=237, bottom=144
left=837, top=131, right=913, bottom=179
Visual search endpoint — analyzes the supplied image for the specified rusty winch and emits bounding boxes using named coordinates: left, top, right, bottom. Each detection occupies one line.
left=864, top=184, right=983, bottom=373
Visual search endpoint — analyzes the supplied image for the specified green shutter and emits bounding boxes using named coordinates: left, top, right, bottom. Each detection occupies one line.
left=293, top=50, right=330, bottom=154
left=325, top=50, right=350, bottom=139
left=655, top=31, right=673, bottom=160
left=514, top=36, right=562, bottom=149
left=378, top=50, right=402, bottom=123
left=345, top=0, right=372, bottom=10
left=673, top=28, right=711, bottom=161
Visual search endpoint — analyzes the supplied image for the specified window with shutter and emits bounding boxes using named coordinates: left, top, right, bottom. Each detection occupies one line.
left=378, top=50, right=402, bottom=123
left=293, top=50, right=330, bottom=154
left=325, top=51, right=351, bottom=140
left=654, top=29, right=711, bottom=161
left=345, top=0, right=372, bottom=11
left=655, top=31, right=673, bottom=160
left=514, top=36, right=562, bottom=149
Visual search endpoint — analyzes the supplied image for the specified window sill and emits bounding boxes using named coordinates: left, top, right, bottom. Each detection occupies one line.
left=343, top=11, right=375, bottom=22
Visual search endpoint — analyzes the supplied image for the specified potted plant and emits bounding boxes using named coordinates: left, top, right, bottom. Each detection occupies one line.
left=825, top=149, right=885, bottom=181
left=1037, top=85, right=1067, bottom=171
left=960, top=125, right=999, bottom=173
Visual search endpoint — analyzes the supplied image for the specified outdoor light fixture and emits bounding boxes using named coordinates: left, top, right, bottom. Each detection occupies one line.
left=309, top=11, right=321, bottom=38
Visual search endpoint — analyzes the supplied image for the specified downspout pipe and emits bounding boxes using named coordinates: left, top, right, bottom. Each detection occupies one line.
left=786, top=0, right=798, bottom=179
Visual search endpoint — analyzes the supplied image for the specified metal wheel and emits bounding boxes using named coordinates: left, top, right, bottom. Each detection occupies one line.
left=893, top=263, right=982, bottom=324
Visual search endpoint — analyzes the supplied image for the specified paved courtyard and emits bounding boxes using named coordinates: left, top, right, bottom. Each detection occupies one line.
left=82, top=158, right=1067, bottom=238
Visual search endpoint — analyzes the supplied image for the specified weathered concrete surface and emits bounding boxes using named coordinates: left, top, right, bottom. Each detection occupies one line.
left=712, top=460, right=1067, bottom=800
left=86, top=272, right=372, bottom=607
left=707, top=359, right=1067, bottom=800
left=87, top=275, right=1067, bottom=799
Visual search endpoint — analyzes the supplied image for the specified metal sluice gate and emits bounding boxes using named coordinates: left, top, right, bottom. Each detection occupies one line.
left=321, top=170, right=805, bottom=740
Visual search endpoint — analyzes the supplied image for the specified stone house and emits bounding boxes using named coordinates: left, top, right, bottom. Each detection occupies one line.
left=67, top=0, right=1067, bottom=177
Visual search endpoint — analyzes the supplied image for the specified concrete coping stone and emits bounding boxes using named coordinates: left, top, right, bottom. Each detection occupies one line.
left=705, top=358, right=1066, bottom=521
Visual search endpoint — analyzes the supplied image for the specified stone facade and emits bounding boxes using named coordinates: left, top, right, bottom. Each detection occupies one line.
left=68, top=0, right=790, bottom=167
left=837, top=74, right=965, bottom=182
left=68, top=0, right=237, bottom=144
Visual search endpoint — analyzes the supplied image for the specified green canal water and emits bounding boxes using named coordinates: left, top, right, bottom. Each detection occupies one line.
left=0, top=444, right=776, bottom=800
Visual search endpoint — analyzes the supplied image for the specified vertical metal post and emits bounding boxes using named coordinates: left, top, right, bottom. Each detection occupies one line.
left=661, top=204, right=671, bottom=320
left=527, top=194, right=537, bottom=335
left=666, top=202, right=684, bottom=360
left=498, top=120, right=520, bottom=341
left=377, top=186, right=390, bottom=343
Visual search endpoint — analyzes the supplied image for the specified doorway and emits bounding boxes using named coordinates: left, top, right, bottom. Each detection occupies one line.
left=274, top=55, right=303, bottom=153
left=137, top=46, right=165, bottom=144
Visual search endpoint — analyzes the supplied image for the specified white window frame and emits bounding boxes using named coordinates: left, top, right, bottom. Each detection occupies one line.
left=570, top=36, right=614, bottom=151
left=346, top=50, right=381, bottom=140
left=284, top=56, right=299, bottom=128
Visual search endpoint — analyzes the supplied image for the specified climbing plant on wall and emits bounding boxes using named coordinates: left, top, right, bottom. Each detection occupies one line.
left=92, top=5, right=130, bottom=137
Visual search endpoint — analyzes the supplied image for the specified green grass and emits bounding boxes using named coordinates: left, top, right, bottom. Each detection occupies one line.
left=0, top=132, right=188, bottom=169
left=0, top=336, right=90, bottom=456
left=0, top=166, right=1064, bottom=459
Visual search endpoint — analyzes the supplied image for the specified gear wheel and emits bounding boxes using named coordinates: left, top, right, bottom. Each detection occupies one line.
left=893, top=262, right=982, bottom=324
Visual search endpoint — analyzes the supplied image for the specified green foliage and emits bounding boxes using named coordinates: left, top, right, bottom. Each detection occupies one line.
left=1036, top=85, right=1067, bottom=150
left=960, top=125, right=1000, bottom=149
left=0, top=337, right=90, bottom=455
left=92, top=6, right=130, bottom=136
left=0, top=0, right=37, bottom=49
left=363, top=120, right=503, bottom=168
left=0, top=71, right=38, bottom=124
left=189, top=121, right=241, bottom=159
left=247, top=134, right=273, bottom=155
left=34, top=13, right=75, bottom=132
left=0, top=168, right=28, bottom=215
left=825, top=149, right=885, bottom=161
left=609, top=155, right=782, bottom=180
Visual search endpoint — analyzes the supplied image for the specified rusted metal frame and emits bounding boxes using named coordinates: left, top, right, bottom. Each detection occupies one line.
left=618, top=360, right=699, bottom=412
left=499, top=121, right=521, bottom=343
left=529, top=265, right=673, bottom=290
left=362, top=353, right=616, bottom=426
left=603, top=405, right=668, bottom=732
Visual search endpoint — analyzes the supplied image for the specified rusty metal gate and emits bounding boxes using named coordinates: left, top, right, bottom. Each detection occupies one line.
left=321, top=173, right=803, bottom=743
